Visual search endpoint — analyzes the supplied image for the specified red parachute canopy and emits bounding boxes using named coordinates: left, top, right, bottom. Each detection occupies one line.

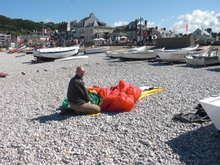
left=98, top=80, right=142, bottom=112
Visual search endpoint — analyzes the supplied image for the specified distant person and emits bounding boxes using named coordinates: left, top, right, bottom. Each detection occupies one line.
left=62, top=66, right=101, bottom=115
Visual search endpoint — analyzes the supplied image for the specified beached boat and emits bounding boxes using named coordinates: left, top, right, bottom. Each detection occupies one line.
left=8, top=46, right=27, bottom=53
left=153, top=44, right=199, bottom=56
left=33, top=45, right=80, bottom=59
left=84, top=46, right=110, bottom=54
left=199, top=95, right=220, bottom=131
left=120, top=49, right=160, bottom=60
left=163, top=44, right=199, bottom=52
left=108, top=46, right=146, bottom=58
left=186, top=50, right=220, bottom=66
left=157, top=45, right=211, bottom=62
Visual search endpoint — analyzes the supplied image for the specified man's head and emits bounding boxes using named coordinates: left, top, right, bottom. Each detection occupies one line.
left=76, top=66, right=85, bottom=78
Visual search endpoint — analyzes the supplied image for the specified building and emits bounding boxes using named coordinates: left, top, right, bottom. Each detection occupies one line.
left=75, top=13, right=114, bottom=41
left=52, top=13, right=114, bottom=42
left=189, top=28, right=215, bottom=44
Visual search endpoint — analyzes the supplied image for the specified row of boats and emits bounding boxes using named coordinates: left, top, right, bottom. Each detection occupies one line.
left=106, top=44, right=220, bottom=67
left=7, top=43, right=220, bottom=66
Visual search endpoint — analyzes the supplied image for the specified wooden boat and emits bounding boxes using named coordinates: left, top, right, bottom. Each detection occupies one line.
left=199, top=95, right=220, bottom=131
left=8, top=46, right=27, bottom=53
left=107, top=46, right=146, bottom=58
left=106, top=48, right=130, bottom=57
left=120, top=49, right=162, bottom=60
left=33, top=45, right=80, bottom=59
left=153, top=44, right=199, bottom=57
left=157, top=46, right=211, bottom=62
left=84, top=46, right=110, bottom=54
left=163, top=44, right=199, bottom=52
left=186, top=50, right=220, bottom=66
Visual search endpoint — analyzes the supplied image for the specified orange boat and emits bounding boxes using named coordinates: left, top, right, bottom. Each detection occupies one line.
left=9, top=48, right=19, bottom=53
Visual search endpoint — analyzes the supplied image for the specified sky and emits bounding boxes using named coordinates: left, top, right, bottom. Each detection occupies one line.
left=1, top=0, right=220, bottom=34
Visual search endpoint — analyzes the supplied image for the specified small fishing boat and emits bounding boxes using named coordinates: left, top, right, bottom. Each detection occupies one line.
left=33, top=45, right=80, bottom=59
left=157, top=45, right=211, bottom=62
left=199, top=95, right=220, bottom=131
left=8, top=46, right=27, bottom=53
left=186, top=50, right=220, bottom=66
left=107, top=46, right=146, bottom=58
left=84, top=46, right=110, bottom=54
left=120, top=49, right=160, bottom=60
left=153, top=45, right=199, bottom=56
left=163, top=44, right=199, bottom=52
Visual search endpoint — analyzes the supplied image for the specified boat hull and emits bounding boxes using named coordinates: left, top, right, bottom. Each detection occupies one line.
left=120, top=50, right=156, bottom=60
left=108, top=46, right=146, bottom=58
left=158, top=46, right=211, bottom=62
left=199, top=96, right=220, bottom=131
left=186, top=53, right=220, bottom=66
left=33, top=45, right=80, bottom=59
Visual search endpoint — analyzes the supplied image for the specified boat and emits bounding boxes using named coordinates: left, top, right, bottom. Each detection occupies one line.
left=120, top=48, right=163, bottom=60
left=107, top=46, right=146, bottom=58
left=153, top=44, right=199, bottom=57
left=8, top=46, right=27, bottom=54
left=157, top=45, right=211, bottom=62
left=162, top=44, right=199, bottom=52
left=199, top=95, right=220, bottom=131
left=186, top=50, right=220, bottom=66
left=84, top=46, right=110, bottom=54
left=33, top=45, right=80, bottom=59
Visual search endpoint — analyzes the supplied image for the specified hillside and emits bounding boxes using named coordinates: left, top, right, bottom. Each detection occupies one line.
left=0, top=15, right=59, bottom=37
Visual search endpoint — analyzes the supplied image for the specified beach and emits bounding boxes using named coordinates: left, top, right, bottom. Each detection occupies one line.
left=1, top=47, right=220, bottom=164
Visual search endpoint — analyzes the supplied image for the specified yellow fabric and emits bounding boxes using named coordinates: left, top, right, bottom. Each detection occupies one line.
left=88, top=113, right=101, bottom=116
left=138, top=87, right=167, bottom=100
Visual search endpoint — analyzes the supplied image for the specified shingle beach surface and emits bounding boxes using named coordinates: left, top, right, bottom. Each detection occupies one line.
left=0, top=47, right=220, bottom=165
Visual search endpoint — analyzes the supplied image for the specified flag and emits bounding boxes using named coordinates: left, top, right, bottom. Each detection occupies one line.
left=45, top=29, right=48, bottom=34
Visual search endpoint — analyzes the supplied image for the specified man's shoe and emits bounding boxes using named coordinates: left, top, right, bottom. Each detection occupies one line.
left=60, top=109, right=73, bottom=115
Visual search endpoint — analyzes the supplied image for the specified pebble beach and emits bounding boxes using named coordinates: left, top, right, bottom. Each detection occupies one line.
left=1, top=46, right=220, bottom=165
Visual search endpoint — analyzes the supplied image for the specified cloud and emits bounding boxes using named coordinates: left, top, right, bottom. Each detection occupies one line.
left=173, top=10, right=220, bottom=33
left=113, top=21, right=129, bottom=27
left=44, top=19, right=54, bottom=23
left=161, top=16, right=175, bottom=22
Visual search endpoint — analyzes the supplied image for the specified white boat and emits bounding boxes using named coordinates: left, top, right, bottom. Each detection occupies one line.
left=163, top=44, right=199, bottom=52
left=157, top=45, right=211, bottom=62
left=199, top=95, right=220, bottom=131
left=107, top=46, right=146, bottom=58
left=33, top=45, right=80, bottom=59
left=153, top=44, right=199, bottom=57
left=120, top=49, right=162, bottom=60
left=186, top=50, right=220, bottom=66
left=84, top=46, right=110, bottom=54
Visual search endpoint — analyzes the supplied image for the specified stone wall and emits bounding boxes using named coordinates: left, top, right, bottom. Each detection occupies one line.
left=155, top=37, right=194, bottom=48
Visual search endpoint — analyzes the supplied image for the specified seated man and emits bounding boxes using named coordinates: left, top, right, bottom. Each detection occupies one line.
left=61, top=66, right=101, bottom=115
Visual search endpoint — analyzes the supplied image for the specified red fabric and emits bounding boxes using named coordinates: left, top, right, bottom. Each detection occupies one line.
left=98, top=80, right=142, bottom=112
